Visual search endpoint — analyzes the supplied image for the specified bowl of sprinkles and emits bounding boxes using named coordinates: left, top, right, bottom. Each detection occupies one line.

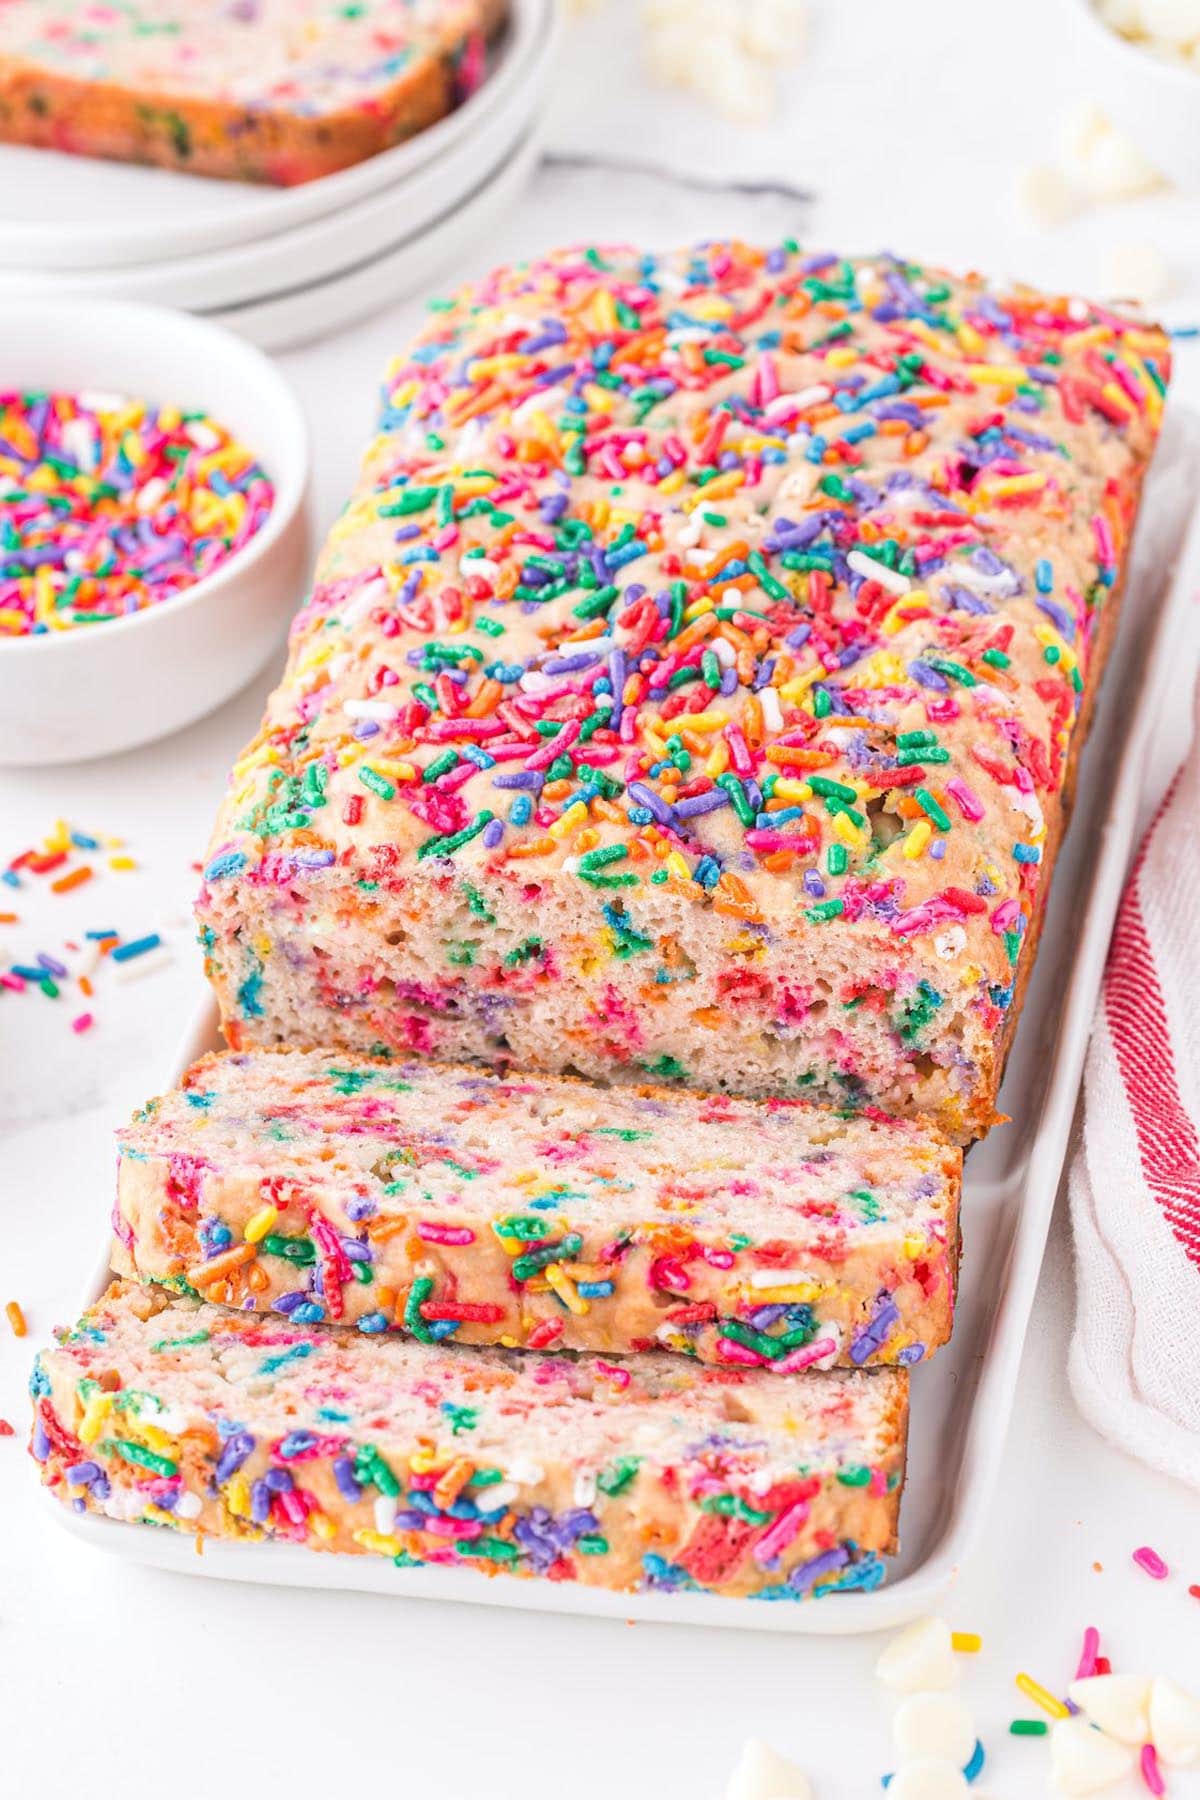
left=0, top=390, right=273, bottom=636
left=0, top=299, right=310, bottom=765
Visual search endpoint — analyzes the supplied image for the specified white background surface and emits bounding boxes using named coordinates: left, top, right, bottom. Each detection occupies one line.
left=1, top=2, right=1198, bottom=1793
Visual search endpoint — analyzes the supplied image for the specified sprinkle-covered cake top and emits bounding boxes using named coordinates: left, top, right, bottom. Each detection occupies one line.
left=0, top=0, right=485, bottom=115
left=121, top=1047, right=957, bottom=1243
left=203, top=240, right=1168, bottom=1002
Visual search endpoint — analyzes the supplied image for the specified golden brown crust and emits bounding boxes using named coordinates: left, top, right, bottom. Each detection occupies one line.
left=985, top=455, right=1151, bottom=1116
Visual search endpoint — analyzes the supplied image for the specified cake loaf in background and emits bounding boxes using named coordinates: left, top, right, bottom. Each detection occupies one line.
left=112, top=1047, right=961, bottom=1368
left=0, top=0, right=506, bottom=186
left=32, top=1280, right=909, bottom=1601
left=197, top=241, right=1170, bottom=1142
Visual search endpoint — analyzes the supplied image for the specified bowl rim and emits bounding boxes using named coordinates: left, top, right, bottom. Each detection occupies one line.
left=0, top=295, right=310, bottom=655
left=1064, top=0, right=1200, bottom=93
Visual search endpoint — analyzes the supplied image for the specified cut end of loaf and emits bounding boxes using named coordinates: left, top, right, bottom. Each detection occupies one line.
left=0, top=0, right=504, bottom=185
left=32, top=1280, right=907, bottom=1600
left=114, top=1046, right=961, bottom=1368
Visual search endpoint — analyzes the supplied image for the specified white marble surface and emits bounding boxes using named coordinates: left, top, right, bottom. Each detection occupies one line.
left=2, top=3, right=1199, bottom=1794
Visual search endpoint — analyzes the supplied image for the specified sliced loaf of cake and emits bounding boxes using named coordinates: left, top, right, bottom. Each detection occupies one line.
left=113, top=1048, right=960, bottom=1367
left=32, top=1280, right=908, bottom=1601
left=0, top=0, right=503, bottom=185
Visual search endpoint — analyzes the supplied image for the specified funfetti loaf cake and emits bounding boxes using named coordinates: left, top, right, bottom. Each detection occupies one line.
left=0, top=0, right=505, bottom=186
left=112, top=1047, right=961, bottom=1368
left=32, top=1280, right=908, bottom=1600
left=196, top=242, right=1170, bottom=1143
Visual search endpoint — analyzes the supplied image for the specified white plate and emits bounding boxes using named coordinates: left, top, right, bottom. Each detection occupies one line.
left=44, top=413, right=1200, bottom=1630
left=0, top=19, right=556, bottom=314
left=0, top=0, right=551, bottom=272
left=202, top=125, right=543, bottom=351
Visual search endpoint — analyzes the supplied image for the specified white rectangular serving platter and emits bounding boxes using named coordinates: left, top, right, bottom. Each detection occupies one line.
left=46, top=412, right=1200, bottom=1633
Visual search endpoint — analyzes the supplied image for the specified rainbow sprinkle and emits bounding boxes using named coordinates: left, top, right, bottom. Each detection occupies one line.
left=1, top=820, right=173, bottom=1027
left=0, top=390, right=272, bottom=636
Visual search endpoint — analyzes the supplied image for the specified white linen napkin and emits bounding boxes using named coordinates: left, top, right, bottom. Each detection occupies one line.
left=1069, top=678, right=1200, bottom=1490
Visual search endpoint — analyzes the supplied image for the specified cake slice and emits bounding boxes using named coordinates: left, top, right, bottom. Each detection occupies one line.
left=195, top=241, right=1169, bottom=1143
left=32, top=1280, right=908, bottom=1601
left=113, top=1048, right=960, bottom=1368
left=0, top=0, right=504, bottom=187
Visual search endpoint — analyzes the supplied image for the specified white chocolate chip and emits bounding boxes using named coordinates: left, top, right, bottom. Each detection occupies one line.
left=103, top=1485, right=148, bottom=1522
left=1104, top=238, right=1173, bottom=304
left=1049, top=1717, right=1138, bottom=1793
left=886, top=1760, right=969, bottom=1800
left=1060, top=105, right=1163, bottom=199
left=1095, top=0, right=1147, bottom=30
left=174, top=1490, right=202, bottom=1521
left=893, top=1691, right=978, bottom=1766
left=723, top=1737, right=812, bottom=1800
left=146, top=1405, right=188, bottom=1434
left=1068, top=1673, right=1152, bottom=1745
left=1059, top=99, right=1111, bottom=167
left=738, top=0, right=808, bottom=59
left=1148, top=1676, right=1200, bottom=1767
left=876, top=1616, right=959, bottom=1692
left=505, top=1456, right=545, bottom=1486
left=1137, top=0, right=1200, bottom=41
left=1015, top=164, right=1080, bottom=228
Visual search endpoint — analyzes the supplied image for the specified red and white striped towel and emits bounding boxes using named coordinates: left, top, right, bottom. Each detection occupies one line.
left=1069, top=679, right=1200, bottom=1491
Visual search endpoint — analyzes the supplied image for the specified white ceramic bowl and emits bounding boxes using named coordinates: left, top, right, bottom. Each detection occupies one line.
left=0, top=299, right=310, bottom=766
left=1065, top=0, right=1200, bottom=190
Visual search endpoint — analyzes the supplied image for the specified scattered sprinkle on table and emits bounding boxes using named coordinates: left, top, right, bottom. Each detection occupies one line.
left=1015, top=1671, right=1070, bottom=1719
left=1133, top=1544, right=1170, bottom=1580
left=0, top=390, right=273, bottom=637
left=2, top=819, right=174, bottom=1029
left=5, top=1300, right=27, bottom=1337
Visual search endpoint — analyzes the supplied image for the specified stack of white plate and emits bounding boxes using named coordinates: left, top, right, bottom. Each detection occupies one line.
left=0, top=0, right=557, bottom=350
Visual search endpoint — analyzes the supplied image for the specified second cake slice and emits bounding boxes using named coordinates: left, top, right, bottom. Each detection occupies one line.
left=114, top=1049, right=960, bottom=1368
